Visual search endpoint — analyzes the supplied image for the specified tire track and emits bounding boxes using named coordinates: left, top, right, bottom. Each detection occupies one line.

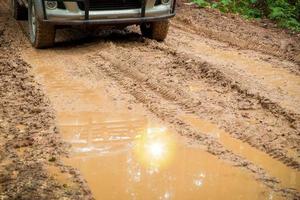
left=4, top=0, right=299, bottom=197
left=150, top=40, right=300, bottom=146
left=90, top=40, right=300, bottom=171
left=151, top=40, right=300, bottom=140
left=162, top=26, right=300, bottom=124
left=91, top=51, right=299, bottom=199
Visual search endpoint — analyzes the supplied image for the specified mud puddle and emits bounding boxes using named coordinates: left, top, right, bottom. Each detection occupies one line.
left=62, top=118, right=278, bottom=200
left=181, top=115, right=300, bottom=191
left=21, top=49, right=282, bottom=199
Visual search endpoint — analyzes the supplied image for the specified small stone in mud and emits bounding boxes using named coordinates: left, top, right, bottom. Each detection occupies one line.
left=295, top=54, right=300, bottom=63
left=49, top=157, right=56, bottom=162
left=241, top=112, right=250, bottom=118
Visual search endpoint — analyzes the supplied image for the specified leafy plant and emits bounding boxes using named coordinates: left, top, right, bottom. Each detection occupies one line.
left=192, top=0, right=300, bottom=32
left=194, top=0, right=210, bottom=7
left=267, top=0, right=300, bottom=31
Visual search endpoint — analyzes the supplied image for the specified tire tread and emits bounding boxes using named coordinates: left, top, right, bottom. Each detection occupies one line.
left=33, top=20, right=55, bottom=48
left=140, top=20, right=169, bottom=41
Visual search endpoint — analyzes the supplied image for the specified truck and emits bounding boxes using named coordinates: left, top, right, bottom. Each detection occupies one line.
left=10, top=0, right=176, bottom=48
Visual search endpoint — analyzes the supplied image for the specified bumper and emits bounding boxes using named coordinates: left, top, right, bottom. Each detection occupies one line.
left=42, top=1, right=176, bottom=25
left=44, top=14, right=175, bottom=25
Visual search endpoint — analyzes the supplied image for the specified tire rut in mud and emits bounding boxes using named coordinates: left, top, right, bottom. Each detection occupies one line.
left=2, top=0, right=299, bottom=198
left=163, top=25, right=300, bottom=124
left=90, top=49, right=299, bottom=199
left=151, top=41, right=300, bottom=154
left=89, top=39, right=300, bottom=172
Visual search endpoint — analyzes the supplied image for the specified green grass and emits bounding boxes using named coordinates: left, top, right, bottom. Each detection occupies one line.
left=193, top=0, right=300, bottom=32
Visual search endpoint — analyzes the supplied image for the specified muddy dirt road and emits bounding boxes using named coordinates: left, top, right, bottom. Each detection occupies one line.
left=0, top=0, right=300, bottom=199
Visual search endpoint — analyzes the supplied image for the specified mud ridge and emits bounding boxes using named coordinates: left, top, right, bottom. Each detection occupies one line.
left=148, top=41, right=300, bottom=149
left=151, top=40, right=300, bottom=130
left=92, top=54, right=300, bottom=199
left=173, top=18, right=287, bottom=62
left=152, top=44, right=300, bottom=169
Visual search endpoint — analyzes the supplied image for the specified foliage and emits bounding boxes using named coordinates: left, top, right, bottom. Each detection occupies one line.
left=192, top=0, right=300, bottom=32
left=267, top=0, right=300, bottom=31
left=194, top=0, right=210, bottom=7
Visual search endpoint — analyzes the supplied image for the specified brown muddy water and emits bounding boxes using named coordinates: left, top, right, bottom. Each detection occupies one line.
left=22, top=49, right=282, bottom=199
left=181, top=115, right=300, bottom=191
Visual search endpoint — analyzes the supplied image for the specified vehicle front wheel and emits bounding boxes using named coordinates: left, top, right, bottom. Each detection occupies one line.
left=10, top=0, right=27, bottom=20
left=140, top=20, right=169, bottom=41
left=28, top=1, right=55, bottom=48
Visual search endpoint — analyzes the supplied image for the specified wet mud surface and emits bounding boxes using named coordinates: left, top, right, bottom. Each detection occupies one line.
left=0, top=16, right=92, bottom=200
left=1, top=0, right=300, bottom=199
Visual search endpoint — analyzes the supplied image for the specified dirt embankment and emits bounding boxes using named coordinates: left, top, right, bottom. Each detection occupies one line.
left=175, top=2, right=300, bottom=67
left=0, top=16, right=92, bottom=200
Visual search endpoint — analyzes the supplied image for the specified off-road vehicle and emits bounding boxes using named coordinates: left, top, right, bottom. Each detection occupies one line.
left=10, top=0, right=176, bottom=48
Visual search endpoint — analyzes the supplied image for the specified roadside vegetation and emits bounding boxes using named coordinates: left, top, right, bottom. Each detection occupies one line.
left=193, top=0, right=300, bottom=32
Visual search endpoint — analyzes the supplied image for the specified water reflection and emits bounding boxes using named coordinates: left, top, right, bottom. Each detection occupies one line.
left=61, top=112, right=278, bottom=200
left=135, top=127, right=176, bottom=170
left=182, top=114, right=300, bottom=191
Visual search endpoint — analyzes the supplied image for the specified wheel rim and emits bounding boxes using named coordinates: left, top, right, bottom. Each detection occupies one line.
left=30, top=3, right=36, bottom=39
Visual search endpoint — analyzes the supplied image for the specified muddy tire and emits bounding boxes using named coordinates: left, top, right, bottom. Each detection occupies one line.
left=140, top=20, right=169, bottom=41
left=28, top=1, right=55, bottom=48
left=10, top=0, right=27, bottom=20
